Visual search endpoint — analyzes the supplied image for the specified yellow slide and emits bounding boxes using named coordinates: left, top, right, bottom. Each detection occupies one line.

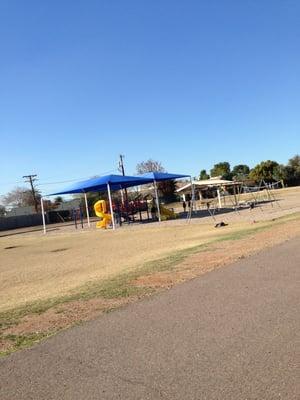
left=94, top=200, right=112, bottom=229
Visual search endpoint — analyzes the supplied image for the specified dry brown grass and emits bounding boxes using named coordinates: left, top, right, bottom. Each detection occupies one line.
left=0, top=220, right=255, bottom=312
left=1, top=186, right=300, bottom=313
left=1, top=212, right=300, bottom=355
left=1, top=186, right=300, bottom=355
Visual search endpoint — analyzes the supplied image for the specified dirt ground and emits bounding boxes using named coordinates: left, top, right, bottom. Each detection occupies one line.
left=1, top=187, right=300, bottom=313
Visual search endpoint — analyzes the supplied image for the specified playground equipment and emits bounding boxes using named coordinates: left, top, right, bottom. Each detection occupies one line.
left=113, top=199, right=150, bottom=224
left=72, top=206, right=84, bottom=229
left=94, top=200, right=112, bottom=229
left=42, top=173, right=190, bottom=234
left=160, top=205, right=176, bottom=220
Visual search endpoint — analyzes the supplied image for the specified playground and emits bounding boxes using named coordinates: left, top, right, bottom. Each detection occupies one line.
left=1, top=186, right=300, bottom=354
left=1, top=186, right=300, bottom=313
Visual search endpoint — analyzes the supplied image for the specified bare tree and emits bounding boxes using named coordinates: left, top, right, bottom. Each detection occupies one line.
left=2, top=186, right=41, bottom=208
left=136, top=159, right=165, bottom=174
left=136, top=159, right=177, bottom=202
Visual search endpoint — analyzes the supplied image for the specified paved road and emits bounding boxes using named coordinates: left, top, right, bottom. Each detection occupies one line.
left=1, top=238, right=300, bottom=399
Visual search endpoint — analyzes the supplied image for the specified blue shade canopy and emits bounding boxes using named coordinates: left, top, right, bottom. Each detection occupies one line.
left=139, top=172, right=190, bottom=182
left=48, top=174, right=153, bottom=196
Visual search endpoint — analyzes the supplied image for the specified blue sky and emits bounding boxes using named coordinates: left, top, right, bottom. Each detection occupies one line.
left=1, top=0, right=299, bottom=197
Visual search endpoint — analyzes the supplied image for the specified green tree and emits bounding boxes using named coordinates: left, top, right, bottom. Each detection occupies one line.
left=249, top=160, right=279, bottom=183
left=54, top=196, right=64, bottom=204
left=199, top=169, right=210, bottom=180
left=272, top=164, right=286, bottom=182
left=210, top=162, right=232, bottom=180
left=232, top=164, right=250, bottom=180
left=158, top=180, right=177, bottom=203
left=282, top=155, right=300, bottom=186
left=288, top=154, right=300, bottom=170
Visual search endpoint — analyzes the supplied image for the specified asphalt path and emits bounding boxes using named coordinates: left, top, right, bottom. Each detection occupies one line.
left=1, top=237, right=299, bottom=399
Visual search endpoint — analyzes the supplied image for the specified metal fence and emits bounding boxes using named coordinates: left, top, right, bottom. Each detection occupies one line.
left=0, top=214, right=43, bottom=231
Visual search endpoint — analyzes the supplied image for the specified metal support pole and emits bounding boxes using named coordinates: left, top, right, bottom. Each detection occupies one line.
left=154, top=180, right=161, bottom=222
left=217, top=188, right=222, bottom=209
left=84, top=192, right=91, bottom=228
left=233, top=184, right=238, bottom=209
left=107, top=182, right=116, bottom=230
left=190, top=176, right=196, bottom=210
left=40, top=197, right=46, bottom=234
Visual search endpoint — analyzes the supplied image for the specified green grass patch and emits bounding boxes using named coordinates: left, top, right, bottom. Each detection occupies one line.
left=0, top=332, right=53, bottom=357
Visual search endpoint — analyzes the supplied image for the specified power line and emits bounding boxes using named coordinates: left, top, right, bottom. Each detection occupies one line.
left=1, top=168, right=120, bottom=199
left=0, top=180, right=24, bottom=186
left=36, top=169, right=119, bottom=186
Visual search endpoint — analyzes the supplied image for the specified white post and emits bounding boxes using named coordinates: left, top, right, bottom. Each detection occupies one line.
left=217, top=188, right=222, bottom=209
left=233, top=184, right=237, bottom=209
left=40, top=197, right=46, bottom=234
left=120, top=189, right=124, bottom=204
left=190, top=176, right=196, bottom=211
left=154, top=180, right=161, bottom=222
left=107, top=182, right=116, bottom=230
left=84, top=192, right=91, bottom=228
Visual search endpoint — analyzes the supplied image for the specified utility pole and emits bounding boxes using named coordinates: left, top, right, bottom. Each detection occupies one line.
left=23, top=174, right=39, bottom=213
left=118, top=154, right=129, bottom=206
left=119, top=154, right=126, bottom=176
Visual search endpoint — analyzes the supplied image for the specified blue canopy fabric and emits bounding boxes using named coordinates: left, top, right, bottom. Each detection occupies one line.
left=47, top=174, right=153, bottom=196
left=139, top=172, right=190, bottom=182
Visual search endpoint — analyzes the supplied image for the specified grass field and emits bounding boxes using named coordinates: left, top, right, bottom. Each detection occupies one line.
left=1, top=187, right=300, bottom=355
left=0, top=219, right=266, bottom=312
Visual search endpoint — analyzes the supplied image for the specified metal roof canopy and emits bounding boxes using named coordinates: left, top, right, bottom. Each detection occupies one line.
left=138, top=172, right=191, bottom=222
left=41, top=172, right=191, bottom=234
left=139, top=172, right=190, bottom=182
left=47, top=174, right=153, bottom=196
left=41, top=174, right=153, bottom=233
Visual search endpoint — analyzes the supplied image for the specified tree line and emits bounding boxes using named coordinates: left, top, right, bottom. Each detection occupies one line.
left=199, top=154, right=300, bottom=185
left=1, top=155, right=299, bottom=214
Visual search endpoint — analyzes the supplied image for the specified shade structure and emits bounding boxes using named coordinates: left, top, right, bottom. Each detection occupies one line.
left=41, top=174, right=154, bottom=234
left=48, top=174, right=153, bottom=196
left=138, top=172, right=190, bottom=222
left=42, top=172, right=190, bottom=234
left=176, top=178, right=241, bottom=193
left=139, top=172, right=190, bottom=182
left=176, top=178, right=242, bottom=210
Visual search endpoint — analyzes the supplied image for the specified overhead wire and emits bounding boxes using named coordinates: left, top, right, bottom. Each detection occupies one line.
left=0, top=168, right=120, bottom=198
left=36, top=169, right=119, bottom=186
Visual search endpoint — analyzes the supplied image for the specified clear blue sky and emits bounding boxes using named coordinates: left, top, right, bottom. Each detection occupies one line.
left=1, top=0, right=299, bottom=197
